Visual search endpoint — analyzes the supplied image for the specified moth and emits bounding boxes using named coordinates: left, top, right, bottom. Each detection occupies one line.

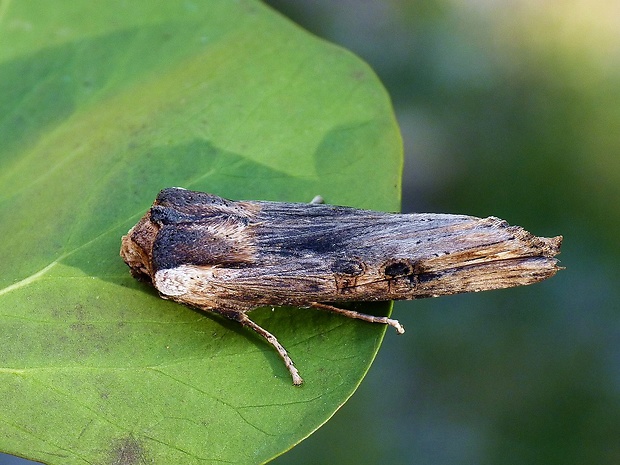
left=120, top=187, right=562, bottom=385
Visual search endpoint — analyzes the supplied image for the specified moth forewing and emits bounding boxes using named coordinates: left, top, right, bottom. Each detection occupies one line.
left=121, top=187, right=562, bottom=385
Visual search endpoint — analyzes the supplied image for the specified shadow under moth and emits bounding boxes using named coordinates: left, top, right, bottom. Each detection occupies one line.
left=120, top=187, right=562, bottom=385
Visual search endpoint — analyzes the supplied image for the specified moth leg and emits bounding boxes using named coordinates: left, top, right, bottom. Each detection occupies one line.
left=219, top=310, right=303, bottom=386
left=310, top=302, right=405, bottom=335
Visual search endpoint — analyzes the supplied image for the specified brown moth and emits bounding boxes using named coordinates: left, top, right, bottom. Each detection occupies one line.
left=120, top=187, right=562, bottom=385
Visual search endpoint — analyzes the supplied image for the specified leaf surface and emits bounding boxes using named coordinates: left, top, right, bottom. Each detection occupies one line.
left=0, top=1, right=402, bottom=463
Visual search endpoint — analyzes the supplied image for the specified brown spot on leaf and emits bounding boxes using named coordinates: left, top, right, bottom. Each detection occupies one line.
left=109, top=435, right=147, bottom=465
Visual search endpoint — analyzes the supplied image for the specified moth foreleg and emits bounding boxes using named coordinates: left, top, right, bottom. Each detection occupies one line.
left=310, top=302, right=405, bottom=335
left=217, top=309, right=303, bottom=386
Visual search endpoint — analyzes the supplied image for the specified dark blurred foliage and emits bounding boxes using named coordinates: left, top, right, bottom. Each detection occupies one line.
left=3, top=1, right=619, bottom=464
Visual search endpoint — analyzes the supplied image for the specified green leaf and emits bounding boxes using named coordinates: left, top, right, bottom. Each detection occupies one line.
left=0, top=1, right=402, bottom=464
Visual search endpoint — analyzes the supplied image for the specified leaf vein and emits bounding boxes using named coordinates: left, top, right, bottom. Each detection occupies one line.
left=0, top=260, right=58, bottom=297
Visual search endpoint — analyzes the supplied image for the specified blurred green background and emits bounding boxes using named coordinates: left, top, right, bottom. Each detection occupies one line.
left=265, top=1, right=620, bottom=464
left=3, top=0, right=619, bottom=464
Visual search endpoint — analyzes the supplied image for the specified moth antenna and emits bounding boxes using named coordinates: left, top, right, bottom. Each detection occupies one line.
left=233, top=312, right=304, bottom=386
left=310, top=302, right=405, bottom=335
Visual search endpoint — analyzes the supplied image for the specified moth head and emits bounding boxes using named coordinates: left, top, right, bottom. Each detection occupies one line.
left=120, top=211, right=159, bottom=282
